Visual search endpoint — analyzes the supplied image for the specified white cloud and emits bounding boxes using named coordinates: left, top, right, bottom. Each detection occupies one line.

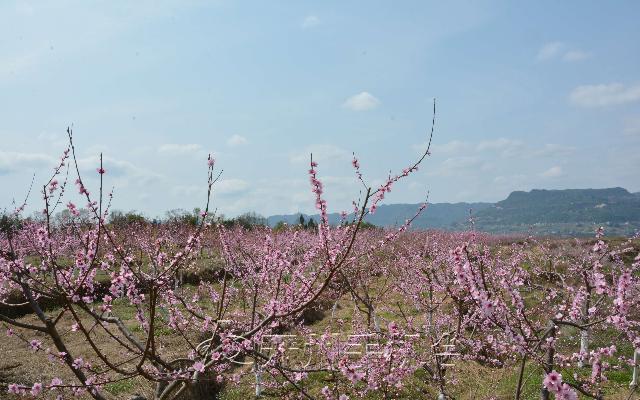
left=425, top=138, right=526, bottom=158
left=426, top=140, right=472, bottom=155
left=77, top=155, right=162, bottom=185
left=172, top=178, right=249, bottom=198
left=623, top=117, right=640, bottom=137
left=342, top=92, right=380, bottom=111
left=157, top=143, right=202, bottom=155
left=290, top=144, right=350, bottom=164
left=226, top=134, right=248, bottom=147
left=0, top=51, right=40, bottom=83
left=476, top=138, right=525, bottom=158
left=0, top=151, right=56, bottom=174
left=532, top=144, right=576, bottom=157
left=15, top=1, right=35, bottom=16
left=569, top=83, right=640, bottom=107
left=415, top=138, right=572, bottom=160
left=562, top=50, right=591, bottom=62
left=171, top=185, right=203, bottom=197
left=216, top=179, right=250, bottom=195
left=477, top=138, right=522, bottom=151
left=427, top=156, right=486, bottom=177
left=539, top=166, right=563, bottom=178
left=204, top=175, right=361, bottom=217
left=536, top=42, right=590, bottom=62
left=301, top=15, right=320, bottom=28
left=37, top=131, right=69, bottom=148
left=537, top=42, right=564, bottom=61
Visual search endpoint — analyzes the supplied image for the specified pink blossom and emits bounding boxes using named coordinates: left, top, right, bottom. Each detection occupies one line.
left=30, top=382, right=43, bottom=396
left=193, top=361, right=205, bottom=373
left=543, top=370, right=562, bottom=393
left=388, top=321, right=400, bottom=336
left=30, top=339, right=42, bottom=351
left=594, top=275, right=607, bottom=294
left=72, top=357, right=84, bottom=369
left=7, top=383, right=21, bottom=394
left=67, top=201, right=80, bottom=216
left=50, top=377, right=63, bottom=389
left=557, top=383, right=578, bottom=400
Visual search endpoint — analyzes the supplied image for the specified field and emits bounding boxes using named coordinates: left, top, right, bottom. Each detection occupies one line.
left=1, top=136, right=639, bottom=400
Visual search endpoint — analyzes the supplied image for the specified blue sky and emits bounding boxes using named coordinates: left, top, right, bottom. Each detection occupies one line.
left=1, top=1, right=639, bottom=218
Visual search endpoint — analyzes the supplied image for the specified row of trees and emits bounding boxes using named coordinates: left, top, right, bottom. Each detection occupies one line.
left=3, top=207, right=378, bottom=234
left=110, top=208, right=269, bottom=228
left=1, top=208, right=271, bottom=230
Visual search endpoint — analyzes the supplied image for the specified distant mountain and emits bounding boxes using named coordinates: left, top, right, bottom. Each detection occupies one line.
left=267, top=188, right=640, bottom=236
left=465, top=187, right=640, bottom=236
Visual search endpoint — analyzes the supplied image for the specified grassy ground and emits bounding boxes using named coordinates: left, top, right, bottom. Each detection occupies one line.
left=1, top=263, right=639, bottom=400
left=2, top=293, right=637, bottom=399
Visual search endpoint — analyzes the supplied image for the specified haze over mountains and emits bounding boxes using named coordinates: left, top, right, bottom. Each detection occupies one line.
left=267, top=188, right=640, bottom=236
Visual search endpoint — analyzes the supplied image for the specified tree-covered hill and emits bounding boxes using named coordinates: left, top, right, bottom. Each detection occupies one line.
left=268, top=188, right=640, bottom=236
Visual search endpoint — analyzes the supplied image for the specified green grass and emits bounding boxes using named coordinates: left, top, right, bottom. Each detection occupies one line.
left=104, top=378, right=137, bottom=395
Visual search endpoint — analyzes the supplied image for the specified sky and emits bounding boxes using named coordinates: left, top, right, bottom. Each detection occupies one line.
left=1, top=1, right=639, bottom=218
